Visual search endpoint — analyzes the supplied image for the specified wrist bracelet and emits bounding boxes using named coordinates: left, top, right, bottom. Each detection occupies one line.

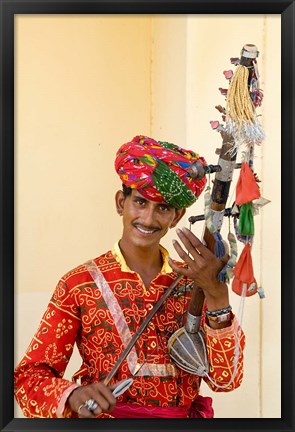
left=206, top=305, right=232, bottom=317
left=207, top=312, right=231, bottom=323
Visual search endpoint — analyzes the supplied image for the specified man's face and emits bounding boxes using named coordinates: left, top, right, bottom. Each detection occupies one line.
left=116, top=189, right=185, bottom=250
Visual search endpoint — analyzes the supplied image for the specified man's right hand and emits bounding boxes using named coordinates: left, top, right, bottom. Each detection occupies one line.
left=67, top=381, right=118, bottom=418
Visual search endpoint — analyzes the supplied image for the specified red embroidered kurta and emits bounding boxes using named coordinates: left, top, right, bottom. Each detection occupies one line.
left=14, top=244, right=245, bottom=418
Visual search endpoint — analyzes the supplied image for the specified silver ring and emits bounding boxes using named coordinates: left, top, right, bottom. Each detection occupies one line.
left=84, top=398, right=99, bottom=412
left=77, top=403, right=84, bottom=415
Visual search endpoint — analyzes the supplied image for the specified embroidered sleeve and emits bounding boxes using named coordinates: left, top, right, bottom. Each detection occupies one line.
left=203, top=316, right=246, bottom=392
left=14, top=279, right=81, bottom=418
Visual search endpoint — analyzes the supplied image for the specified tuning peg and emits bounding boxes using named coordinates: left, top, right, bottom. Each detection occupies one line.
left=210, top=120, right=219, bottom=129
left=251, top=89, right=264, bottom=107
left=230, top=57, right=240, bottom=66
left=210, top=121, right=226, bottom=133
left=215, top=148, right=222, bottom=155
left=215, top=105, right=226, bottom=114
left=253, top=173, right=261, bottom=183
left=223, top=70, right=233, bottom=80
left=219, top=88, right=228, bottom=96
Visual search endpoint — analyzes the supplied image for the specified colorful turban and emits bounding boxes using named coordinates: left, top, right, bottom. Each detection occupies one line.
left=115, top=135, right=207, bottom=209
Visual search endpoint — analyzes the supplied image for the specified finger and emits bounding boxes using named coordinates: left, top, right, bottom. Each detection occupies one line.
left=184, top=227, right=228, bottom=268
left=168, top=256, right=190, bottom=277
left=172, top=238, right=203, bottom=268
left=74, top=385, right=113, bottom=417
left=93, top=382, right=116, bottom=411
left=77, top=403, right=98, bottom=418
left=92, top=395, right=111, bottom=414
left=177, top=228, right=211, bottom=258
left=176, top=229, right=205, bottom=259
left=69, top=388, right=98, bottom=418
left=77, top=396, right=109, bottom=418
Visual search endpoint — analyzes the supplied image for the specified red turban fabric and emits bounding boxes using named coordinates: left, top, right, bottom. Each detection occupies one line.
left=115, top=135, right=207, bottom=209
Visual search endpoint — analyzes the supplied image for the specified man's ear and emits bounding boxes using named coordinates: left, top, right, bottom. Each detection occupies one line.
left=170, top=208, right=186, bottom=228
left=115, top=190, right=125, bottom=216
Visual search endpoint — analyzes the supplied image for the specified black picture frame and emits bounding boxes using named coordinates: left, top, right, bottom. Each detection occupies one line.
left=0, top=1, right=294, bottom=431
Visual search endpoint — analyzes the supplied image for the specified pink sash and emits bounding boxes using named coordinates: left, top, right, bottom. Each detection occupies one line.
left=111, top=395, right=214, bottom=418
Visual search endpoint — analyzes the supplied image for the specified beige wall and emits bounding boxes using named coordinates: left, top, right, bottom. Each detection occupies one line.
left=14, top=14, right=281, bottom=418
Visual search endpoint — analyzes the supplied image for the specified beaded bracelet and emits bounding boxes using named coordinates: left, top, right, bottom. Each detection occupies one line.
left=206, top=305, right=232, bottom=317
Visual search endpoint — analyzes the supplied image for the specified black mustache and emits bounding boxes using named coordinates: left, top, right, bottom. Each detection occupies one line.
left=133, top=223, right=160, bottom=231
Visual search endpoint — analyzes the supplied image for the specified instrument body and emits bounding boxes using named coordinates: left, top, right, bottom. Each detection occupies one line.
left=167, top=326, right=209, bottom=376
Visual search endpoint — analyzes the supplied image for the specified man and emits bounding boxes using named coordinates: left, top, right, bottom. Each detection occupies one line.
left=14, top=135, right=245, bottom=418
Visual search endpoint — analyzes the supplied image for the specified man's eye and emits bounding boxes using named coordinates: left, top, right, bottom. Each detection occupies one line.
left=159, top=205, right=170, bottom=212
left=135, top=199, right=145, bottom=205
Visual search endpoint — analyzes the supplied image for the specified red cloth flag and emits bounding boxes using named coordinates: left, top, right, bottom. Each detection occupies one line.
left=232, top=243, right=257, bottom=296
left=236, top=162, right=260, bottom=205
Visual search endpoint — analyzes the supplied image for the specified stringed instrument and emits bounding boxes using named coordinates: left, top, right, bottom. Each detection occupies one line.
left=167, top=44, right=261, bottom=375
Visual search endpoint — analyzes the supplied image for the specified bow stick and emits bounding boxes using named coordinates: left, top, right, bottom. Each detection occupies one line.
left=103, top=273, right=182, bottom=386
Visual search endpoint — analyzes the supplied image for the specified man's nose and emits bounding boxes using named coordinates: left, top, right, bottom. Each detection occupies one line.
left=142, top=206, right=157, bottom=226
